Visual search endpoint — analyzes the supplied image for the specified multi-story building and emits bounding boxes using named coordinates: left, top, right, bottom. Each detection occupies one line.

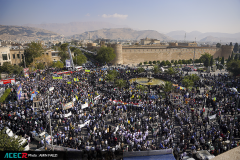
left=43, top=49, right=61, bottom=62
left=0, top=45, right=12, bottom=66
left=10, top=46, right=25, bottom=66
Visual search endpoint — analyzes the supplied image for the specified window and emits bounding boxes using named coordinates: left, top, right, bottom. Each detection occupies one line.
left=8, top=54, right=10, bottom=60
left=17, top=54, right=20, bottom=59
left=13, top=54, right=15, bottom=59
left=22, top=54, right=24, bottom=59
left=2, top=54, right=7, bottom=60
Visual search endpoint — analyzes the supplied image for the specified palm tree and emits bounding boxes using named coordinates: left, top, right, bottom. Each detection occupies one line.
left=163, top=81, right=173, bottom=93
left=182, top=78, right=194, bottom=90
left=115, top=79, right=126, bottom=90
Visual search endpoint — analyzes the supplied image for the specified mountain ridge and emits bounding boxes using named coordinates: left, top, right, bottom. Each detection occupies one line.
left=71, top=28, right=171, bottom=41
left=0, top=25, right=60, bottom=41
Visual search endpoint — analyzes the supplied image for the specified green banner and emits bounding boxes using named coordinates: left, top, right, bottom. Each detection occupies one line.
left=85, top=70, right=90, bottom=73
left=52, top=76, right=62, bottom=79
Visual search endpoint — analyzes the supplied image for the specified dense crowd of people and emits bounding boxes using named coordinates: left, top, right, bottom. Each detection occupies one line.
left=0, top=65, right=240, bottom=160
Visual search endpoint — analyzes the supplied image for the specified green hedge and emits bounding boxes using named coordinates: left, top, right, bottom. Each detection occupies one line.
left=0, top=88, right=11, bottom=103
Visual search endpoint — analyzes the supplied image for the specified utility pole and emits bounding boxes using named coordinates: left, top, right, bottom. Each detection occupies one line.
left=48, top=87, right=54, bottom=150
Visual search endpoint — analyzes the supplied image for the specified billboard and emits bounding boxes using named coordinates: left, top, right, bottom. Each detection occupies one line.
left=17, top=84, right=22, bottom=100
left=65, top=59, right=71, bottom=68
left=23, top=68, right=29, bottom=78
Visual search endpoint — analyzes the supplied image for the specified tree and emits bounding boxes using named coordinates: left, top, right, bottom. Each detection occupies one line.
left=182, top=59, right=186, bottom=64
left=58, top=43, right=70, bottom=64
left=166, top=60, right=171, bottom=67
left=0, top=62, right=14, bottom=74
left=163, top=81, right=173, bottom=93
left=0, top=128, right=24, bottom=151
left=96, top=47, right=116, bottom=63
left=199, top=53, right=213, bottom=67
left=230, top=42, right=233, bottom=46
left=105, top=70, right=118, bottom=81
left=139, top=62, right=142, bottom=66
left=221, top=56, right=224, bottom=69
left=153, top=65, right=159, bottom=74
left=167, top=67, right=176, bottom=75
left=137, top=67, right=145, bottom=73
left=115, top=79, right=126, bottom=89
left=144, top=61, right=148, bottom=65
left=182, top=77, right=194, bottom=90
left=13, top=65, right=23, bottom=75
left=171, top=60, right=174, bottom=63
left=160, top=60, right=166, bottom=66
left=157, top=60, right=160, bottom=64
left=174, top=60, right=178, bottom=66
left=25, top=42, right=44, bottom=66
left=178, top=59, right=182, bottom=64
left=226, top=60, right=240, bottom=76
left=153, top=61, right=156, bottom=64
left=234, top=54, right=238, bottom=60
left=185, top=74, right=199, bottom=82
left=52, top=61, right=64, bottom=69
left=73, top=54, right=87, bottom=66
left=210, top=56, right=214, bottom=66
left=216, top=43, right=221, bottom=48
left=233, top=43, right=239, bottom=53
left=149, top=61, right=152, bottom=65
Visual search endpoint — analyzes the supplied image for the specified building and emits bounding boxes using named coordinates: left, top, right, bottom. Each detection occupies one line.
left=42, top=49, right=61, bottom=62
left=0, top=45, right=12, bottom=66
left=10, top=46, right=25, bottom=66
left=140, top=37, right=161, bottom=45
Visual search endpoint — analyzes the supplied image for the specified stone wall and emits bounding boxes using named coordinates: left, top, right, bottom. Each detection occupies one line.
left=122, top=47, right=222, bottom=65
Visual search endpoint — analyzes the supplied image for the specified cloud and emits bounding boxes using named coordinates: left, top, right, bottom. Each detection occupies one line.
left=85, top=13, right=90, bottom=17
left=102, top=13, right=128, bottom=19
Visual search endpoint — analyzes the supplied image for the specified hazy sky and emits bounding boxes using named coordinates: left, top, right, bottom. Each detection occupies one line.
left=0, top=0, right=240, bottom=34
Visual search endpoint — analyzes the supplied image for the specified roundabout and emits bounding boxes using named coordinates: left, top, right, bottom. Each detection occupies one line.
left=129, top=77, right=165, bottom=86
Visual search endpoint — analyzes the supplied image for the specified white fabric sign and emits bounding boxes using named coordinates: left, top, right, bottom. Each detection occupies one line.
left=64, top=111, right=72, bottom=117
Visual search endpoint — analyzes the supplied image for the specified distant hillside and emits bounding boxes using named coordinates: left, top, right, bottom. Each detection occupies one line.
left=0, top=25, right=60, bottom=41
left=166, top=30, right=240, bottom=43
left=71, top=28, right=171, bottom=41
left=24, top=22, right=128, bottom=37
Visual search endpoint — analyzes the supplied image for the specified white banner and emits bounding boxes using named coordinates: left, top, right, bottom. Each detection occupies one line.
left=209, top=114, right=216, bottom=120
left=63, top=101, right=74, bottom=110
left=94, top=95, right=101, bottom=100
left=114, top=125, right=119, bottom=134
left=81, top=103, right=88, bottom=109
left=64, top=111, right=72, bottom=117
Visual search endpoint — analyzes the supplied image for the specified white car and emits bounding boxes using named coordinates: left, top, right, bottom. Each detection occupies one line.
left=31, top=131, right=52, bottom=144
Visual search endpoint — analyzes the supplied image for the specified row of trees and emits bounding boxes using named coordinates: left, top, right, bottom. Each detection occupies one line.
left=139, top=53, right=214, bottom=68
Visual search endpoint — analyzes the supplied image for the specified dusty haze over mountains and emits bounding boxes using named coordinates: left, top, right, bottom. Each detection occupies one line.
left=0, top=22, right=240, bottom=43
left=71, top=28, right=171, bottom=41
left=24, top=22, right=128, bottom=37
left=166, top=30, right=240, bottom=43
